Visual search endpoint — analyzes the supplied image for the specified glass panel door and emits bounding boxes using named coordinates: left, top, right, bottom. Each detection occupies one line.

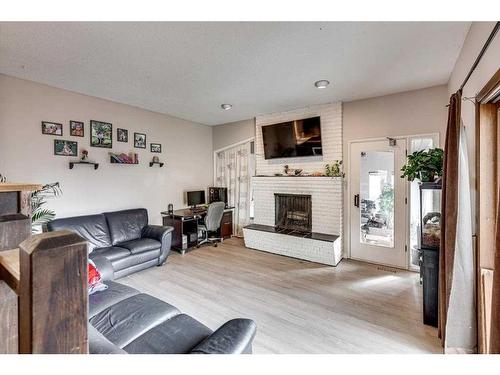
left=350, top=138, right=407, bottom=269
left=359, top=150, right=395, bottom=248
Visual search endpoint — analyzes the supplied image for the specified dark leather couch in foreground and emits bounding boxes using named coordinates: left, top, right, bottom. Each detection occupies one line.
left=47, top=208, right=173, bottom=280
left=48, top=208, right=257, bottom=354
left=88, top=281, right=257, bottom=354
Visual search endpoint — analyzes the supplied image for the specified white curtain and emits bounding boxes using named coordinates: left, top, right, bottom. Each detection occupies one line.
left=445, top=124, right=476, bottom=352
left=215, top=142, right=251, bottom=237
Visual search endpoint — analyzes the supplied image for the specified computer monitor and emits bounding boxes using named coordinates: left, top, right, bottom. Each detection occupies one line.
left=187, top=190, right=206, bottom=208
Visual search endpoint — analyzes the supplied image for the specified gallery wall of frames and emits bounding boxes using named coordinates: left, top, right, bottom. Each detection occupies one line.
left=41, top=120, right=163, bottom=165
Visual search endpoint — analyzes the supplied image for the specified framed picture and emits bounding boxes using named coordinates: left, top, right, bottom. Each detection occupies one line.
left=150, top=143, right=162, bottom=153
left=54, top=139, right=78, bottom=156
left=117, top=128, right=128, bottom=142
left=90, top=120, right=112, bottom=148
left=134, top=132, right=146, bottom=148
left=70, top=121, right=84, bottom=137
left=41, top=121, right=63, bottom=136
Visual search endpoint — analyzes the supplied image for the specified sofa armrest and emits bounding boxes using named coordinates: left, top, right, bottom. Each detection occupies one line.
left=191, top=319, right=257, bottom=354
left=141, top=225, right=174, bottom=265
left=90, top=255, right=115, bottom=281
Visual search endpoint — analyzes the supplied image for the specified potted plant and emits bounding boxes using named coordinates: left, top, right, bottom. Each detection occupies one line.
left=30, top=182, right=62, bottom=233
left=325, top=160, right=345, bottom=178
left=400, top=148, right=444, bottom=182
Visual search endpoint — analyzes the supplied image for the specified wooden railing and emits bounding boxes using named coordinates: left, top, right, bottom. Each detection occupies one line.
left=0, top=231, right=88, bottom=354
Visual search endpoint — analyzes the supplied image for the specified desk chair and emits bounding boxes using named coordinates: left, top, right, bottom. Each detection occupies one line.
left=197, top=201, right=225, bottom=247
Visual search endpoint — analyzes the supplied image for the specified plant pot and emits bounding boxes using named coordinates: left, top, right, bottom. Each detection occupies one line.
left=419, top=171, right=436, bottom=182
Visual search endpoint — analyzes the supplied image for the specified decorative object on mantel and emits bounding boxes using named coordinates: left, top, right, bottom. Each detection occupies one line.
left=312, top=171, right=325, bottom=177
left=400, top=148, right=444, bottom=182
left=149, top=155, right=164, bottom=167
left=0, top=174, right=6, bottom=183
left=325, top=160, right=345, bottom=178
left=30, top=182, right=62, bottom=233
left=283, top=165, right=303, bottom=176
left=109, top=152, right=138, bottom=164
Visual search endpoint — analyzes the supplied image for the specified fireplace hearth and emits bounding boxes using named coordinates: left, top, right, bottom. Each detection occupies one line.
left=275, top=193, right=312, bottom=232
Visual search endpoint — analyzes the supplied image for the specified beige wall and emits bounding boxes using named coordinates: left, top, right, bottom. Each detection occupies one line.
left=343, top=85, right=448, bottom=145
left=0, top=74, right=213, bottom=224
left=212, top=118, right=255, bottom=151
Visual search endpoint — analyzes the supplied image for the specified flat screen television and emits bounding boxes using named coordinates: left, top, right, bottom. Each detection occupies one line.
left=262, top=116, right=322, bottom=160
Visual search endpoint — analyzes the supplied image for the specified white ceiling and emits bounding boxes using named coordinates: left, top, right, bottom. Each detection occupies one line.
left=0, top=22, right=470, bottom=125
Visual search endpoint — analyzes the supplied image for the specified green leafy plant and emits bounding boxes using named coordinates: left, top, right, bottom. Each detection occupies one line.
left=30, top=182, right=62, bottom=232
left=400, top=148, right=444, bottom=182
left=378, top=184, right=394, bottom=227
left=325, top=160, right=345, bottom=178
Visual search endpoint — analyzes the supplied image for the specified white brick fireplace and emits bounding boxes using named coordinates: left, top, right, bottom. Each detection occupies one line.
left=252, top=177, right=342, bottom=235
left=243, top=102, right=343, bottom=266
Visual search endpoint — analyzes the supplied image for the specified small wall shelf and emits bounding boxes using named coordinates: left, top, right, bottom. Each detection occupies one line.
left=149, top=161, right=164, bottom=167
left=69, top=161, right=99, bottom=170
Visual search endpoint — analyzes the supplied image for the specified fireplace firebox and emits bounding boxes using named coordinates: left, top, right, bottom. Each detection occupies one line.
left=274, top=193, right=312, bottom=232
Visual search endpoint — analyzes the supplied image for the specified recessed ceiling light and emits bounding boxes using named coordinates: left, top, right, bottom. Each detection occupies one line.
left=314, top=80, right=330, bottom=89
left=221, top=104, right=232, bottom=110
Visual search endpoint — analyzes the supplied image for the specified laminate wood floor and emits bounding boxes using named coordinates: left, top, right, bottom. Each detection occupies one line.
left=121, top=237, right=442, bottom=354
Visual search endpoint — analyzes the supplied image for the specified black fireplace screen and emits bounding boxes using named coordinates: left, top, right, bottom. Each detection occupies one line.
left=274, top=193, right=312, bottom=232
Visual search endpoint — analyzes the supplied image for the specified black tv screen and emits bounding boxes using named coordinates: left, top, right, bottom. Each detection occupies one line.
left=262, top=116, right=322, bottom=160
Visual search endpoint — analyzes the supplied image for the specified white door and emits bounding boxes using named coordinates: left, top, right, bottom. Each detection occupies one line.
left=349, top=139, right=407, bottom=268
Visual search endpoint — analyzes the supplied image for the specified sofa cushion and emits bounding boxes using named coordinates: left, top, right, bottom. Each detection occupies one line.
left=123, top=314, right=212, bottom=354
left=90, top=293, right=180, bottom=348
left=118, top=238, right=161, bottom=254
left=89, top=281, right=140, bottom=318
left=88, top=325, right=127, bottom=354
left=91, top=246, right=131, bottom=261
left=111, top=249, right=161, bottom=271
left=46, top=214, right=112, bottom=252
left=104, top=209, right=148, bottom=245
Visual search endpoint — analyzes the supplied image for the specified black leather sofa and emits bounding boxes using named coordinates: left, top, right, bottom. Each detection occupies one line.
left=47, top=208, right=173, bottom=280
left=88, top=280, right=257, bottom=354
left=48, top=208, right=257, bottom=354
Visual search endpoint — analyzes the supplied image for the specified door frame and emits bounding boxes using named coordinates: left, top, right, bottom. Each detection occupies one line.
left=346, top=132, right=440, bottom=270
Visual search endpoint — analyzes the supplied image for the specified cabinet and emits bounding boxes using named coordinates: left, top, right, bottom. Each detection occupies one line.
left=220, top=211, right=233, bottom=239
left=418, top=182, right=442, bottom=327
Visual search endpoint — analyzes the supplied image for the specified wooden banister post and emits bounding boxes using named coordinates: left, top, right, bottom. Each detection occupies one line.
left=18, top=230, right=88, bottom=354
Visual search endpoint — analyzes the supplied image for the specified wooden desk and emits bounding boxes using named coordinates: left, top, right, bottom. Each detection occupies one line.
left=161, top=207, right=234, bottom=254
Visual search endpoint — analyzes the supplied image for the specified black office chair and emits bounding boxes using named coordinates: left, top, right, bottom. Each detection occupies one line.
left=198, top=202, right=225, bottom=247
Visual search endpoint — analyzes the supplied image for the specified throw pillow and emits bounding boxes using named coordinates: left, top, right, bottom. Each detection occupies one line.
left=88, top=259, right=108, bottom=295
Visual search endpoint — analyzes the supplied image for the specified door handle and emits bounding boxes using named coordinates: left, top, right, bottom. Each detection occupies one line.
left=354, top=194, right=360, bottom=208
